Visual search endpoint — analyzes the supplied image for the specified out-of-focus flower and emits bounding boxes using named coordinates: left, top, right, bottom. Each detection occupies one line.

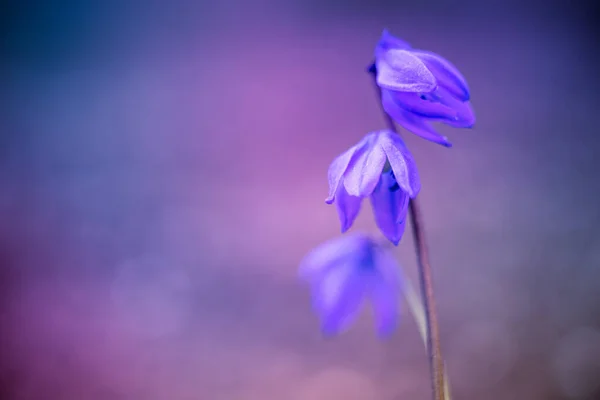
left=299, top=233, right=403, bottom=336
left=326, top=130, right=419, bottom=245
left=374, top=29, right=475, bottom=147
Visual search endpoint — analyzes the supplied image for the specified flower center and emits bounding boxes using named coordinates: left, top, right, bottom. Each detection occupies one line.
left=385, top=170, right=401, bottom=192
left=356, top=240, right=378, bottom=273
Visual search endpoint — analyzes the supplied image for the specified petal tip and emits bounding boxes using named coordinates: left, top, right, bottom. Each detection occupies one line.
left=388, top=237, right=400, bottom=246
left=434, top=136, right=452, bottom=148
left=407, top=185, right=421, bottom=198
left=367, top=62, right=377, bottom=74
left=378, top=29, right=411, bottom=50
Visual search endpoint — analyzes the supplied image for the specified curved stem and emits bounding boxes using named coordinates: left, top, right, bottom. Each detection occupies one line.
left=402, top=266, right=452, bottom=399
left=368, top=64, right=446, bottom=400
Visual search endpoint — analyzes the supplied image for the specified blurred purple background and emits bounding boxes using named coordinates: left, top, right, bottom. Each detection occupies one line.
left=1, top=0, right=600, bottom=399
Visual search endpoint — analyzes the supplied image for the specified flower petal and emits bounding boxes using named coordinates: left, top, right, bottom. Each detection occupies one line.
left=377, top=131, right=421, bottom=197
left=343, top=134, right=387, bottom=197
left=369, top=248, right=402, bottom=336
left=388, top=91, right=458, bottom=122
left=335, top=184, right=363, bottom=233
left=369, top=172, right=409, bottom=245
left=450, top=100, right=475, bottom=128
left=413, top=49, right=470, bottom=101
left=298, top=233, right=368, bottom=282
left=375, top=49, right=436, bottom=93
left=382, top=89, right=452, bottom=147
left=433, top=87, right=475, bottom=128
left=313, top=262, right=365, bottom=335
left=376, top=29, right=412, bottom=52
left=326, top=137, right=370, bottom=204
left=370, top=277, right=400, bottom=337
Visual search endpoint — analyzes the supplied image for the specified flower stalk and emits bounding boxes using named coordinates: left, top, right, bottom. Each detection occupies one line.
left=402, top=267, right=452, bottom=399
left=369, top=64, right=446, bottom=400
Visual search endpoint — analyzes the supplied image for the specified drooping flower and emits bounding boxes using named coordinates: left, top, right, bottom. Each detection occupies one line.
left=326, top=130, right=419, bottom=245
left=298, top=233, right=403, bottom=336
left=374, top=29, right=475, bottom=147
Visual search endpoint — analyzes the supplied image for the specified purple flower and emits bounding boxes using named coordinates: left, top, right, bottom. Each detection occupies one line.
left=374, top=29, right=475, bottom=147
left=326, top=130, right=419, bottom=245
left=299, top=233, right=402, bottom=336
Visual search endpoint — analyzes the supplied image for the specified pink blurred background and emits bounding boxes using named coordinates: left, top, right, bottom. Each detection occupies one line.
left=1, top=0, right=600, bottom=399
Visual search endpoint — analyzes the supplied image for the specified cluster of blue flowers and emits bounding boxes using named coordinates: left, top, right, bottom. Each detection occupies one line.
left=299, top=30, right=474, bottom=336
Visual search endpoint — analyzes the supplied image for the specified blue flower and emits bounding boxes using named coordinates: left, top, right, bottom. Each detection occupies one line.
left=326, top=130, right=419, bottom=245
left=375, top=30, right=475, bottom=147
left=299, top=233, right=403, bottom=336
